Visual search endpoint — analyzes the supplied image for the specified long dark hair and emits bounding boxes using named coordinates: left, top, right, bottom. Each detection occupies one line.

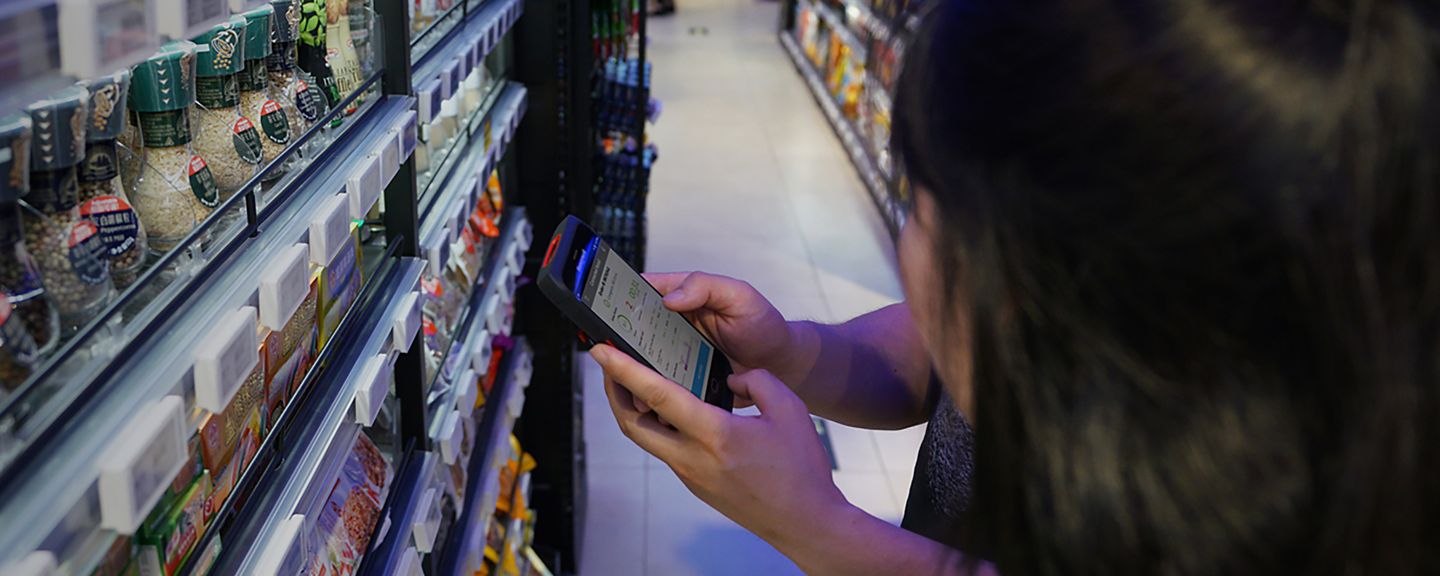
left=892, top=1, right=1440, bottom=573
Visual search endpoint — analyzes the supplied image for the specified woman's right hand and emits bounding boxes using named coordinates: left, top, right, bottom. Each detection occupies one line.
left=644, top=272, right=797, bottom=405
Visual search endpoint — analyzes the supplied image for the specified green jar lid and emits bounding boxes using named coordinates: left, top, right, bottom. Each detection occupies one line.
left=25, top=85, right=89, bottom=171
left=243, top=6, right=275, bottom=60
left=271, top=0, right=298, bottom=43
left=130, top=42, right=198, bottom=113
left=82, top=69, right=132, bottom=142
left=0, top=114, right=32, bottom=202
left=194, top=16, right=248, bottom=78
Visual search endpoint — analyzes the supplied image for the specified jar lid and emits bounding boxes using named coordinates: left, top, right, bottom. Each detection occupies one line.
left=82, top=70, right=132, bottom=142
left=243, top=6, right=275, bottom=60
left=194, top=16, right=248, bottom=78
left=25, top=85, right=89, bottom=172
left=130, top=42, right=198, bottom=113
left=271, top=0, right=299, bottom=43
left=0, top=115, right=32, bottom=202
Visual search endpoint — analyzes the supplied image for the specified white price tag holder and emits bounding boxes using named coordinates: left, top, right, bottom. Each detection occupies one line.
left=253, top=514, right=307, bottom=576
left=347, top=153, right=383, bottom=219
left=504, top=239, right=523, bottom=275
left=483, top=294, right=503, bottom=335
left=517, top=218, right=533, bottom=252
left=496, top=266, right=516, bottom=305
left=3, top=551, right=57, bottom=576
left=424, top=227, right=451, bottom=277
left=416, top=79, right=440, bottom=126
left=397, top=546, right=423, bottom=576
left=58, top=0, right=157, bottom=78
left=258, top=243, right=309, bottom=332
left=412, top=488, right=441, bottom=552
left=194, top=306, right=260, bottom=412
left=354, top=353, right=395, bottom=427
left=154, top=0, right=229, bottom=41
left=446, top=58, right=464, bottom=96
left=397, top=109, right=419, bottom=161
left=437, top=67, right=453, bottom=102
left=438, top=410, right=463, bottom=465
left=392, top=291, right=422, bottom=353
left=454, top=368, right=477, bottom=412
left=309, top=193, right=351, bottom=266
left=499, top=304, right=515, bottom=337
left=470, top=330, right=493, bottom=376
left=382, top=125, right=402, bottom=184
left=98, top=396, right=188, bottom=534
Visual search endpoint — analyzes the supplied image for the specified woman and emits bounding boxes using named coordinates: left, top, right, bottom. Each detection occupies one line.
left=590, top=0, right=1440, bottom=573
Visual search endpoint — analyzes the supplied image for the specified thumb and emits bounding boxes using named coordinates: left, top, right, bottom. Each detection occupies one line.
left=728, top=370, right=804, bottom=420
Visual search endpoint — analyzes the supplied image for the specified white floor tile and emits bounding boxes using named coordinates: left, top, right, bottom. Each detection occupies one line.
left=581, top=467, right=647, bottom=576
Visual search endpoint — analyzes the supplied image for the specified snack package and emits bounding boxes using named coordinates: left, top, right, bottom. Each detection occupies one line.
left=137, top=471, right=213, bottom=576
left=199, top=365, right=265, bottom=479
left=308, top=432, right=391, bottom=575
left=318, top=224, right=361, bottom=347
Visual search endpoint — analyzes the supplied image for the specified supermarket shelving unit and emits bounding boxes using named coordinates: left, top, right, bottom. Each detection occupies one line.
left=0, top=0, right=591, bottom=573
left=777, top=0, right=919, bottom=238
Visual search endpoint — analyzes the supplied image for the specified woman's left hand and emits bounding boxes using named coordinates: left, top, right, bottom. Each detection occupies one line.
left=590, top=344, right=848, bottom=545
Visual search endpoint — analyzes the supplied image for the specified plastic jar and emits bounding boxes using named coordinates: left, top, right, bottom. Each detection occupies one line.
left=326, top=0, right=365, bottom=116
left=193, top=17, right=267, bottom=198
left=240, top=6, right=293, bottom=182
left=79, top=70, right=150, bottom=288
left=267, top=0, right=324, bottom=138
left=0, top=116, right=59, bottom=389
left=297, top=0, right=343, bottom=118
left=24, top=87, right=116, bottom=330
left=129, top=42, right=222, bottom=254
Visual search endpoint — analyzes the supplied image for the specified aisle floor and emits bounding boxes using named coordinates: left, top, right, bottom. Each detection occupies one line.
left=579, top=1, right=923, bottom=574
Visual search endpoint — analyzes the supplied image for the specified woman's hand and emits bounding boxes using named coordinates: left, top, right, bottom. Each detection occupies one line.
left=591, top=343, right=848, bottom=546
left=644, top=272, right=794, bottom=373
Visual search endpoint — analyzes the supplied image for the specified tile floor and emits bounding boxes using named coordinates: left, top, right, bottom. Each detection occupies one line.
left=579, top=1, right=924, bottom=574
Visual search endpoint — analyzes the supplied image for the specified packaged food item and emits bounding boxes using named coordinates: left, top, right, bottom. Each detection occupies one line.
left=24, top=86, right=116, bottom=331
left=325, top=0, right=364, bottom=116
left=318, top=223, right=361, bottom=346
left=129, top=43, right=220, bottom=254
left=263, top=274, right=318, bottom=427
left=136, top=471, right=213, bottom=576
left=192, top=17, right=265, bottom=197
left=267, top=0, right=323, bottom=138
left=80, top=70, right=150, bottom=288
left=308, top=431, right=390, bottom=575
left=169, top=432, right=202, bottom=497
left=199, top=362, right=265, bottom=479
left=0, top=116, right=59, bottom=389
left=296, top=0, right=342, bottom=118
left=239, top=6, right=292, bottom=181
left=90, top=535, right=134, bottom=576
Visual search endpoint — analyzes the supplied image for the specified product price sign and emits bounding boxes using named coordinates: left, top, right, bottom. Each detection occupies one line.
left=80, top=195, right=141, bottom=258
left=189, top=155, right=221, bottom=208
left=67, top=220, right=110, bottom=285
left=260, top=100, right=291, bottom=144
left=232, top=116, right=264, bottom=164
left=295, top=80, right=322, bottom=122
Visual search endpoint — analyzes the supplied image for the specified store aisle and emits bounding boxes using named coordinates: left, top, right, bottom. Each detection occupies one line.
left=580, top=1, right=924, bottom=574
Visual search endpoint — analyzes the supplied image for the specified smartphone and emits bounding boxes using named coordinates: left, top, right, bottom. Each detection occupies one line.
left=539, top=216, right=734, bottom=411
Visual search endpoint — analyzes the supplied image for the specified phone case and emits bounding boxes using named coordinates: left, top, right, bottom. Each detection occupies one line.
left=537, top=216, right=733, bottom=411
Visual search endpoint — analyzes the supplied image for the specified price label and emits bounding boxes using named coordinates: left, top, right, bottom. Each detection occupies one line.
left=438, top=410, right=462, bottom=465
left=470, top=330, right=492, bottom=376
left=98, top=396, right=188, bottom=534
left=259, top=243, right=309, bottom=332
left=482, top=294, right=503, bottom=335
left=412, top=487, right=440, bottom=552
left=309, top=193, right=351, bottom=266
left=397, top=110, right=418, bottom=161
left=398, top=546, right=423, bottom=576
left=253, top=514, right=307, bottom=576
left=347, top=153, right=382, bottom=219
left=446, top=58, right=463, bottom=97
left=194, top=307, right=260, bottom=412
left=424, top=227, right=450, bottom=277
left=455, top=368, right=478, bottom=413
left=392, top=291, right=422, bottom=353
left=354, top=353, right=393, bottom=427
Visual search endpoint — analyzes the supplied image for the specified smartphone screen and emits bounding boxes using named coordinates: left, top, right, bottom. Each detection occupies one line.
left=575, top=237, right=714, bottom=399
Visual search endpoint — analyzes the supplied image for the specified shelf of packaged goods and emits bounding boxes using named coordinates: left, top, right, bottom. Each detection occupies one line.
left=423, top=208, right=530, bottom=440
left=207, top=256, right=428, bottom=575
left=356, top=448, right=435, bottom=575
left=412, top=0, right=523, bottom=65
left=0, top=98, right=420, bottom=573
left=411, top=0, right=524, bottom=204
left=804, top=0, right=868, bottom=62
left=435, top=338, right=532, bottom=576
left=779, top=33, right=903, bottom=237
left=418, top=81, right=529, bottom=219
left=0, top=76, right=407, bottom=476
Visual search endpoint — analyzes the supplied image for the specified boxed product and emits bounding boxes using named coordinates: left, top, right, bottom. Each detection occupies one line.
left=318, top=224, right=363, bottom=348
left=264, top=273, right=320, bottom=427
left=199, top=364, right=265, bottom=484
left=136, top=471, right=213, bottom=576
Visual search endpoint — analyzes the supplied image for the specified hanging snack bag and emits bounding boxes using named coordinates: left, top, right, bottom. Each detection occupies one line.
left=0, top=116, right=59, bottom=389
left=79, top=70, right=150, bottom=288
left=192, top=17, right=266, bottom=198
left=129, top=42, right=221, bottom=254
left=23, top=86, right=116, bottom=331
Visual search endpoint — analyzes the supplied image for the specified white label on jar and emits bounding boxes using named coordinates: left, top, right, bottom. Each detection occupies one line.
left=194, top=306, right=259, bottom=412
left=98, top=395, right=188, bottom=535
left=309, top=193, right=351, bottom=266
left=259, top=243, right=309, bottom=332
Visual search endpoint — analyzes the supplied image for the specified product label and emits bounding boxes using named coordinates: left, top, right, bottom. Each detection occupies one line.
left=260, top=100, right=291, bottom=144
left=28, top=168, right=79, bottom=212
left=240, top=62, right=269, bottom=92
left=189, top=155, right=221, bottom=208
left=67, top=220, right=110, bottom=285
left=80, top=195, right=141, bottom=259
left=295, top=80, right=321, bottom=122
left=79, top=140, right=119, bottom=183
left=232, top=117, right=265, bottom=164
left=196, top=75, right=240, bottom=109
left=138, top=110, right=192, bottom=148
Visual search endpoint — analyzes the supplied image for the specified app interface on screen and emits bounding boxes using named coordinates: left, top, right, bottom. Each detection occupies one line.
left=581, top=243, right=713, bottom=398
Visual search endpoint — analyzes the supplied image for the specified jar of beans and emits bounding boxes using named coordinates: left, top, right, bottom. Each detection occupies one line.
left=79, top=70, right=150, bottom=289
left=240, top=5, right=293, bottom=182
left=0, top=115, right=59, bottom=389
left=128, top=42, right=222, bottom=254
left=24, top=86, right=116, bottom=332
left=193, top=17, right=266, bottom=199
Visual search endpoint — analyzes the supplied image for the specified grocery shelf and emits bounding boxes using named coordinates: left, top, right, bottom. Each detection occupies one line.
left=779, top=32, right=904, bottom=236
left=435, top=337, right=533, bottom=576
left=0, top=97, right=420, bottom=570
left=0, top=75, right=397, bottom=476
left=210, top=255, right=428, bottom=574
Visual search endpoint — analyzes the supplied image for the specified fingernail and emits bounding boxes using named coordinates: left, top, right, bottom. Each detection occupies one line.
left=590, top=346, right=608, bottom=363
left=663, top=289, right=685, bottom=304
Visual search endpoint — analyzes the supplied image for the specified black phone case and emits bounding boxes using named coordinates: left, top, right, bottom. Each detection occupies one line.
left=539, top=216, right=734, bottom=412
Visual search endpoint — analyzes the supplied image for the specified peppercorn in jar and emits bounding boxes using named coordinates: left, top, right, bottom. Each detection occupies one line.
left=79, top=71, right=151, bottom=288
left=0, top=115, right=59, bottom=389
left=240, top=5, right=293, bottom=182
